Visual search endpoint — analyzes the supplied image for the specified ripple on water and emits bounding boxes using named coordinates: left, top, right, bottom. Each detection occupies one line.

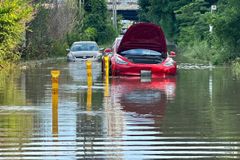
left=178, top=63, right=215, bottom=70
left=1, top=61, right=240, bottom=159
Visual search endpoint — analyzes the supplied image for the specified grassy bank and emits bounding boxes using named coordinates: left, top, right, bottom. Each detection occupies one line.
left=179, top=40, right=236, bottom=65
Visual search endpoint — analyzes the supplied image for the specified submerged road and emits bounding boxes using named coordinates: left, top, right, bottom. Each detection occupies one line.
left=1, top=60, right=240, bottom=159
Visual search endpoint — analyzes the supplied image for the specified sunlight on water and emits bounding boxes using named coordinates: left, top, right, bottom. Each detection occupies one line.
left=178, top=63, right=215, bottom=70
left=1, top=61, right=240, bottom=159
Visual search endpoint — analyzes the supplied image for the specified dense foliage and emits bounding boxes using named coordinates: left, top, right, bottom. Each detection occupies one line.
left=1, top=0, right=239, bottom=65
left=25, top=0, right=116, bottom=59
left=68, top=0, right=116, bottom=45
left=0, top=0, right=33, bottom=66
left=25, top=1, right=77, bottom=59
left=211, top=0, right=240, bottom=61
left=139, top=0, right=239, bottom=64
left=0, top=0, right=116, bottom=62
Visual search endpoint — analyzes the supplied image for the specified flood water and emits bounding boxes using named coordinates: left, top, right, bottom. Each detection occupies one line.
left=1, top=60, right=240, bottom=159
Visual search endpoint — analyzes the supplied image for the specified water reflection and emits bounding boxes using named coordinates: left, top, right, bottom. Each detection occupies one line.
left=0, top=70, right=26, bottom=106
left=51, top=70, right=60, bottom=137
left=1, top=61, right=240, bottom=159
left=101, top=76, right=176, bottom=159
left=111, top=77, right=176, bottom=115
left=52, top=92, right=58, bottom=136
left=86, top=87, right=92, bottom=111
left=68, top=61, right=101, bottom=83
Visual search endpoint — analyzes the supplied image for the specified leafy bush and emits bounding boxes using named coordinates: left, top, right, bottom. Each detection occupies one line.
left=66, top=28, right=97, bottom=47
left=181, top=39, right=234, bottom=65
left=0, top=0, right=33, bottom=64
left=81, top=0, right=117, bottom=45
left=24, top=0, right=116, bottom=59
left=211, top=0, right=240, bottom=60
left=182, top=40, right=213, bottom=62
left=50, top=41, right=69, bottom=57
left=82, top=27, right=97, bottom=41
left=97, top=24, right=117, bottom=45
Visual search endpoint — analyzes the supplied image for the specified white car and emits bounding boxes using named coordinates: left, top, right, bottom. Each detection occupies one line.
left=67, top=41, right=102, bottom=61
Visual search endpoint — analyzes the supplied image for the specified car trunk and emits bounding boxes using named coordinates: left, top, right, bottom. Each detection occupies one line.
left=117, top=23, right=167, bottom=55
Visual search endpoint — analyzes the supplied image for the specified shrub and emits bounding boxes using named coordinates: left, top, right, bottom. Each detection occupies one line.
left=0, top=0, right=33, bottom=63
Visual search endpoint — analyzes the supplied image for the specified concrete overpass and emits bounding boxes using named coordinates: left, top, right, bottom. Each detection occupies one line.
left=107, top=2, right=139, bottom=20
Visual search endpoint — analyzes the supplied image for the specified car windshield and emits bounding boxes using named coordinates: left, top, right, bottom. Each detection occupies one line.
left=120, top=49, right=162, bottom=56
left=71, top=43, right=99, bottom=51
left=112, top=38, right=122, bottom=52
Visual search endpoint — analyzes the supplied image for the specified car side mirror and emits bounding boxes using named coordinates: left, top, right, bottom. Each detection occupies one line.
left=104, top=48, right=112, bottom=55
left=169, top=51, right=176, bottom=58
left=66, top=48, right=70, bottom=52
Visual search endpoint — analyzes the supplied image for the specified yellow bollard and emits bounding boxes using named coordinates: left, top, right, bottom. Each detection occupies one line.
left=104, top=79, right=109, bottom=97
left=86, top=60, right=93, bottom=112
left=104, top=56, right=109, bottom=78
left=86, top=60, right=93, bottom=87
left=51, top=70, right=60, bottom=136
left=104, top=56, right=110, bottom=97
left=86, top=86, right=92, bottom=111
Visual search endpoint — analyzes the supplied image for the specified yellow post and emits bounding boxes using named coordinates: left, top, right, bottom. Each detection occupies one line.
left=104, top=56, right=109, bottom=78
left=86, top=60, right=93, bottom=87
left=104, top=79, right=109, bottom=97
left=86, top=86, right=92, bottom=111
left=51, top=70, right=60, bottom=137
left=104, top=56, right=110, bottom=97
left=86, top=60, right=92, bottom=111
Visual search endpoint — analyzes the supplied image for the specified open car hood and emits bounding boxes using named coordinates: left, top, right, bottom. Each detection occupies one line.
left=117, top=23, right=167, bottom=54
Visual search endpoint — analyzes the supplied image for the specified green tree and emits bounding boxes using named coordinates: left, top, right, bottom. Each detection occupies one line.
left=176, top=0, right=210, bottom=46
left=67, top=0, right=116, bottom=46
left=83, top=0, right=116, bottom=44
left=138, top=0, right=151, bottom=22
left=0, top=0, right=33, bottom=64
left=25, top=1, right=77, bottom=59
left=138, top=0, right=178, bottom=42
left=211, top=0, right=240, bottom=60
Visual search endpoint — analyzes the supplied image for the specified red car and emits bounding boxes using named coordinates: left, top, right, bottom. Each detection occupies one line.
left=104, top=23, right=177, bottom=77
left=111, top=76, right=176, bottom=116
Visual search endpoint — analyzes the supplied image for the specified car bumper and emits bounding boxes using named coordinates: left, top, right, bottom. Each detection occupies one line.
left=67, top=54, right=101, bottom=62
left=112, top=63, right=177, bottom=77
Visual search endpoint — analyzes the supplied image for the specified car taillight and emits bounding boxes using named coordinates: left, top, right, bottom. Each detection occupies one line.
left=115, top=56, right=128, bottom=64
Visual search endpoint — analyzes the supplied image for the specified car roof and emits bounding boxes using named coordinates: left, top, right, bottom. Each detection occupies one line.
left=73, top=41, right=98, bottom=45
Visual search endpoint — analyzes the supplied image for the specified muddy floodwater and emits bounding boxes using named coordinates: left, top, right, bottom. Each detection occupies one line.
left=1, top=60, right=240, bottom=159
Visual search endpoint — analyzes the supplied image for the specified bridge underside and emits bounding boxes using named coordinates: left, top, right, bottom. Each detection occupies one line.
left=117, top=10, right=138, bottom=21
left=107, top=3, right=139, bottom=21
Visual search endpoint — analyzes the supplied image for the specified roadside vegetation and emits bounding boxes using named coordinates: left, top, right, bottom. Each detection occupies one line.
left=0, top=0, right=33, bottom=68
left=25, top=0, right=117, bottom=59
left=1, top=0, right=240, bottom=70
left=232, top=58, right=240, bottom=78
left=0, top=0, right=117, bottom=69
left=138, top=0, right=240, bottom=66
